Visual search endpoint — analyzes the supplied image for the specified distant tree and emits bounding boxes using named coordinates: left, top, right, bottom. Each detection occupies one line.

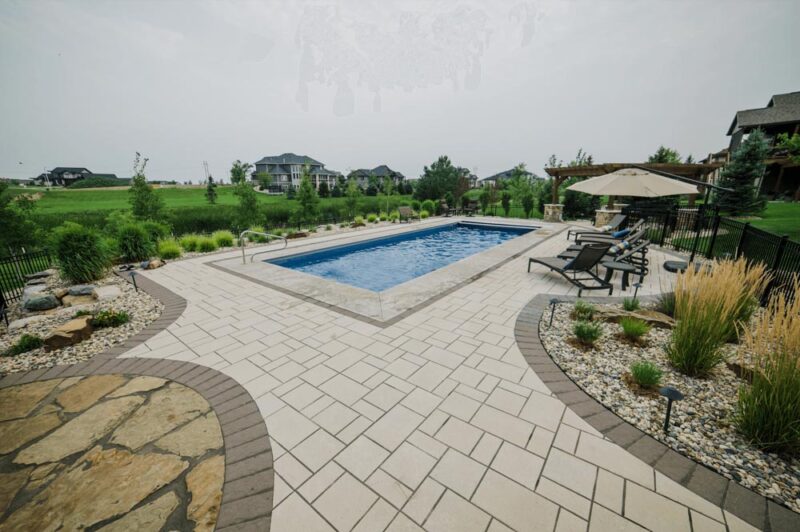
left=414, top=156, right=461, bottom=201
left=296, top=169, right=320, bottom=224
left=507, top=163, right=533, bottom=210
left=501, top=191, right=511, bottom=216
left=331, top=184, right=343, bottom=198
left=714, top=129, right=768, bottom=216
left=478, top=185, right=491, bottom=214
left=234, top=181, right=259, bottom=228
left=365, top=183, right=378, bottom=196
left=128, top=152, right=164, bottom=220
left=0, top=181, right=37, bottom=251
left=230, top=160, right=253, bottom=185
left=255, top=171, right=272, bottom=191
left=684, top=154, right=695, bottom=164
left=648, top=146, right=682, bottom=164
left=205, top=175, right=218, bottom=204
left=286, top=185, right=296, bottom=200
left=382, top=177, right=395, bottom=213
left=344, top=179, right=362, bottom=219
left=521, top=190, right=535, bottom=218
left=318, top=181, right=330, bottom=198
left=444, top=191, right=455, bottom=208
left=548, top=149, right=593, bottom=204
left=537, top=179, right=551, bottom=214
left=777, top=132, right=800, bottom=164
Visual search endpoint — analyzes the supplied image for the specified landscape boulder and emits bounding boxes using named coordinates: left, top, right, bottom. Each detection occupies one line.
left=22, top=285, right=47, bottom=299
left=68, top=285, right=96, bottom=296
left=44, top=317, right=93, bottom=351
left=54, top=288, right=69, bottom=299
left=146, top=259, right=164, bottom=270
left=595, top=307, right=675, bottom=329
left=92, top=286, right=122, bottom=301
left=23, top=294, right=60, bottom=312
left=24, top=269, right=56, bottom=280
left=25, top=279, right=47, bottom=286
left=62, top=294, right=95, bottom=307
left=8, top=315, right=49, bottom=332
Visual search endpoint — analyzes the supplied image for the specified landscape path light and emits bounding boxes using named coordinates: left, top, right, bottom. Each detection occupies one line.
left=632, top=282, right=642, bottom=300
left=549, top=298, right=559, bottom=327
left=129, top=271, right=138, bottom=292
left=659, top=386, right=684, bottom=432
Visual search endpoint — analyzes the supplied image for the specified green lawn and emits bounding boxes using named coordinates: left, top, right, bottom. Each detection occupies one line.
left=747, top=202, right=800, bottom=241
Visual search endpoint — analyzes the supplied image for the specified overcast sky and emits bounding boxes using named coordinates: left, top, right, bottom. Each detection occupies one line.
left=1, top=0, right=798, bottom=183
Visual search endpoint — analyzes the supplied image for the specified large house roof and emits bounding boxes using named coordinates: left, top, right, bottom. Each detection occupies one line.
left=349, top=165, right=404, bottom=179
left=481, top=168, right=539, bottom=182
left=51, top=167, right=91, bottom=174
left=727, top=91, right=800, bottom=135
left=255, top=153, right=323, bottom=166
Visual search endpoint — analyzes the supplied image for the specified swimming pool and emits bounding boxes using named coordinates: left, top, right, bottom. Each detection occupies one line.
left=268, top=222, right=533, bottom=292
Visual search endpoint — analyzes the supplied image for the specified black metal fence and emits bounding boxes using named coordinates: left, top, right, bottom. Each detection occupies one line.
left=0, top=250, right=52, bottom=303
left=622, top=205, right=800, bottom=300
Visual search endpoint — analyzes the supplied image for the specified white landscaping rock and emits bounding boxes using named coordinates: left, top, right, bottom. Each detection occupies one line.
left=92, top=286, right=122, bottom=301
left=8, top=315, right=49, bottom=332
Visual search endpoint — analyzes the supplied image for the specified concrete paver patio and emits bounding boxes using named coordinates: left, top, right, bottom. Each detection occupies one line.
left=122, top=218, right=757, bottom=531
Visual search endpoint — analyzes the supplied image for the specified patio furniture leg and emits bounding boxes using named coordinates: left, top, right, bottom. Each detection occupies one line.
left=621, top=271, right=630, bottom=291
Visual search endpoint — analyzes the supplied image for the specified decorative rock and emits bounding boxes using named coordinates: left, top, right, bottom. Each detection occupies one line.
left=54, top=287, right=69, bottom=299
left=0, top=412, right=62, bottom=454
left=14, top=395, right=144, bottom=464
left=24, top=462, right=64, bottom=493
left=98, top=491, right=180, bottom=532
left=0, top=469, right=31, bottom=514
left=21, top=285, right=47, bottom=298
left=0, top=380, right=62, bottom=422
left=61, top=294, right=95, bottom=307
left=44, top=316, right=93, bottom=351
left=92, top=285, right=122, bottom=301
left=3, top=446, right=188, bottom=531
left=107, top=376, right=167, bottom=398
left=8, top=315, right=49, bottom=332
left=186, top=455, right=224, bottom=532
left=146, top=259, right=164, bottom=270
left=25, top=279, right=47, bottom=286
left=110, top=384, right=209, bottom=451
left=23, top=294, right=60, bottom=312
left=155, top=412, right=223, bottom=458
left=56, top=374, right=127, bottom=413
left=595, top=307, right=675, bottom=329
left=68, top=284, right=96, bottom=296
left=25, top=269, right=55, bottom=280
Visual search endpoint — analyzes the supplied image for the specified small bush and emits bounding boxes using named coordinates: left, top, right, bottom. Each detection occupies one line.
left=421, top=200, right=435, bottom=214
left=3, top=334, right=43, bottom=357
left=157, top=238, right=182, bottom=260
left=118, top=223, right=156, bottom=262
left=622, top=297, right=640, bottom=311
left=178, top=233, right=199, bottom=251
left=353, top=216, right=365, bottom=227
left=420, top=210, right=430, bottom=219
left=248, top=226, right=269, bottom=243
left=411, top=200, right=421, bottom=211
left=571, top=300, right=595, bottom=321
left=656, top=291, right=675, bottom=317
left=197, top=236, right=218, bottom=252
left=52, top=223, right=112, bottom=283
left=73, top=310, right=92, bottom=318
left=573, top=321, right=602, bottom=346
left=389, top=210, right=399, bottom=222
left=91, top=309, right=130, bottom=328
left=379, top=212, right=388, bottom=221
left=325, top=224, right=333, bottom=231
left=367, top=213, right=378, bottom=223
left=339, top=222, right=348, bottom=228
left=630, top=361, right=663, bottom=388
left=620, top=317, right=651, bottom=342
left=212, top=230, right=235, bottom=247
left=141, top=221, right=170, bottom=243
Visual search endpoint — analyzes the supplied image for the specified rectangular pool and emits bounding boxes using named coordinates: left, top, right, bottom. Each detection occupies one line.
left=268, top=222, right=533, bottom=292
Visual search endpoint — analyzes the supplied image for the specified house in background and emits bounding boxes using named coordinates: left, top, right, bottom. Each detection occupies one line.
left=479, top=167, right=539, bottom=186
left=251, top=153, right=341, bottom=192
left=727, top=91, right=800, bottom=199
left=347, top=165, right=405, bottom=188
left=33, top=168, right=118, bottom=187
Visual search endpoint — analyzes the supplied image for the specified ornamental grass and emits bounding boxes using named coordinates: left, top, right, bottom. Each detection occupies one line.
left=667, top=258, right=769, bottom=377
left=736, top=277, right=800, bottom=454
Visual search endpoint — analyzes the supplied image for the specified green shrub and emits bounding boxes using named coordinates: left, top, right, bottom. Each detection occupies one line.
left=339, top=222, right=348, bottom=228
left=3, top=334, right=44, bottom=356
left=118, top=223, right=155, bottom=262
left=141, top=220, right=170, bottom=243
left=571, top=300, right=595, bottom=321
left=367, top=213, right=378, bottom=223
left=157, top=238, right=182, bottom=260
left=421, top=200, right=435, bottom=214
left=420, top=210, right=430, bottom=219
left=630, top=361, right=663, bottom=388
left=379, top=212, right=388, bottom=221
left=73, top=310, right=92, bottom=318
left=248, top=226, right=269, bottom=243
left=52, top=223, right=112, bottom=283
left=196, top=236, right=218, bottom=252
left=411, top=200, right=421, bottom=211
left=353, top=216, right=365, bottom=227
left=325, top=224, right=333, bottom=231
left=620, top=317, right=651, bottom=342
left=573, top=321, right=602, bottom=346
left=656, top=292, right=675, bottom=317
left=389, top=210, right=399, bottom=222
left=622, top=297, right=640, bottom=311
left=212, top=230, right=235, bottom=247
left=179, top=233, right=200, bottom=252
left=91, top=309, right=130, bottom=328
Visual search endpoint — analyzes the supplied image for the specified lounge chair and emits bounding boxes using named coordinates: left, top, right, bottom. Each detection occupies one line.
left=462, top=200, right=477, bottom=217
left=559, top=229, right=647, bottom=259
left=398, top=206, right=416, bottom=223
left=576, top=219, right=644, bottom=245
left=527, top=242, right=614, bottom=296
left=602, top=241, right=651, bottom=290
left=441, top=202, right=457, bottom=217
left=567, top=214, right=626, bottom=240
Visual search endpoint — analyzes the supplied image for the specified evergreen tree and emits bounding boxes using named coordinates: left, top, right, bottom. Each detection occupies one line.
left=318, top=181, right=330, bottom=198
left=128, top=152, right=164, bottom=220
left=205, top=175, right=218, bottom=204
left=714, top=129, right=768, bottom=216
left=0, top=181, right=37, bottom=251
left=647, top=145, right=682, bottom=164
left=414, top=156, right=460, bottom=201
left=296, top=167, right=320, bottom=224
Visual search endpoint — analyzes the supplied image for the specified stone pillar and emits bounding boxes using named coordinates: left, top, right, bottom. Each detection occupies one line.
left=543, top=204, right=563, bottom=223
left=594, top=209, right=622, bottom=227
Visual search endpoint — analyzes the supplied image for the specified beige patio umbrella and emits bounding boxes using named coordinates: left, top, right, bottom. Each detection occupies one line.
left=567, top=168, right=700, bottom=198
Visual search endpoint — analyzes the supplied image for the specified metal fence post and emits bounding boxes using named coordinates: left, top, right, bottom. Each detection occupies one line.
left=688, top=207, right=706, bottom=263
left=659, top=211, right=670, bottom=246
left=735, top=222, right=750, bottom=259
left=706, top=214, right=721, bottom=259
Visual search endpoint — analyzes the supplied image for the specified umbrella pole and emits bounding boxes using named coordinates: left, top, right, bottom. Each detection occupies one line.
left=607, top=195, right=615, bottom=209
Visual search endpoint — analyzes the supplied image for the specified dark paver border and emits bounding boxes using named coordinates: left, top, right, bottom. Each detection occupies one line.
left=515, top=293, right=800, bottom=532
left=0, top=272, right=273, bottom=532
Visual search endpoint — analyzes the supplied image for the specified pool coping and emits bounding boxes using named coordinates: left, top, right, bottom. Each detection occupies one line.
left=210, top=217, right=566, bottom=327
left=514, top=293, right=800, bottom=531
left=0, top=273, right=274, bottom=532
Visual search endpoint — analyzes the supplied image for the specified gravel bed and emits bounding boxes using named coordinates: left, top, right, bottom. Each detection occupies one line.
left=540, top=302, right=800, bottom=513
left=0, top=272, right=163, bottom=375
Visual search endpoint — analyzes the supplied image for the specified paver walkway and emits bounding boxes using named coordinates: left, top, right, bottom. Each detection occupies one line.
left=124, top=219, right=758, bottom=531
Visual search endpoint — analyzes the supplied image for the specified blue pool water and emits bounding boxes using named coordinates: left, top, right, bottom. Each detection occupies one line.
left=268, top=222, right=533, bottom=292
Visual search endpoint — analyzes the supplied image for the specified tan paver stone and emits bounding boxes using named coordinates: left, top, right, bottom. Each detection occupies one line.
left=381, top=442, right=437, bottom=490
left=403, top=478, right=445, bottom=524
left=299, top=461, right=345, bottom=502
left=368, top=468, right=413, bottom=509
left=589, top=504, right=647, bottom=532
left=542, top=449, right=597, bottom=498
left=0, top=468, right=31, bottom=514
left=314, top=401, right=358, bottom=435
left=0, top=412, right=61, bottom=455
left=15, top=396, right=144, bottom=464
left=691, top=510, right=726, bottom=532
left=292, top=428, right=345, bottom=472
left=655, top=472, right=725, bottom=522
left=364, top=383, right=405, bottom=411
left=624, top=481, right=691, bottom=532
left=186, top=454, right=224, bottom=532
left=320, top=374, right=369, bottom=405
left=485, top=387, right=526, bottom=416
left=490, top=442, right=544, bottom=490
left=315, top=473, right=378, bottom=531
left=438, top=392, right=481, bottom=421
left=473, top=469, right=559, bottom=532
left=3, top=446, right=187, bottom=531
left=527, top=426, right=555, bottom=457
left=353, top=498, right=397, bottom=532
left=401, top=388, right=442, bottom=416
left=275, top=452, right=312, bottom=488
left=365, top=404, right=423, bottom=451
left=335, top=435, right=389, bottom=481
left=55, top=375, right=127, bottom=412
left=576, top=433, right=653, bottom=488
left=274, top=493, right=335, bottom=532
left=536, top=477, right=591, bottom=518
left=471, top=404, right=533, bottom=447
left=724, top=510, right=762, bottom=532
left=555, top=510, right=588, bottom=532
left=518, top=390, right=565, bottom=432
left=471, top=432, right=503, bottom=465
left=109, top=384, right=208, bottom=451
left=593, top=469, right=624, bottom=514
left=430, top=448, right=486, bottom=499
left=154, top=412, right=222, bottom=457
left=107, top=376, right=167, bottom=398
left=408, top=362, right=451, bottom=391
left=266, top=406, right=318, bottom=449
left=435, top=416, right=483, bottom=455
left=98, top=491, right=179, bottom=532
left=0, top=380, right=61, bottom=422
left=424, top=490, right=490, bottom=532
left=387, top=512, right=425, bottom=531
left=487, top=518, right=515, bottom=532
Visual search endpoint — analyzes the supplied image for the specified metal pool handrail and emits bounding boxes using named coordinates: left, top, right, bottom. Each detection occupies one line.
left=239, top=230, right=288, bottom=264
